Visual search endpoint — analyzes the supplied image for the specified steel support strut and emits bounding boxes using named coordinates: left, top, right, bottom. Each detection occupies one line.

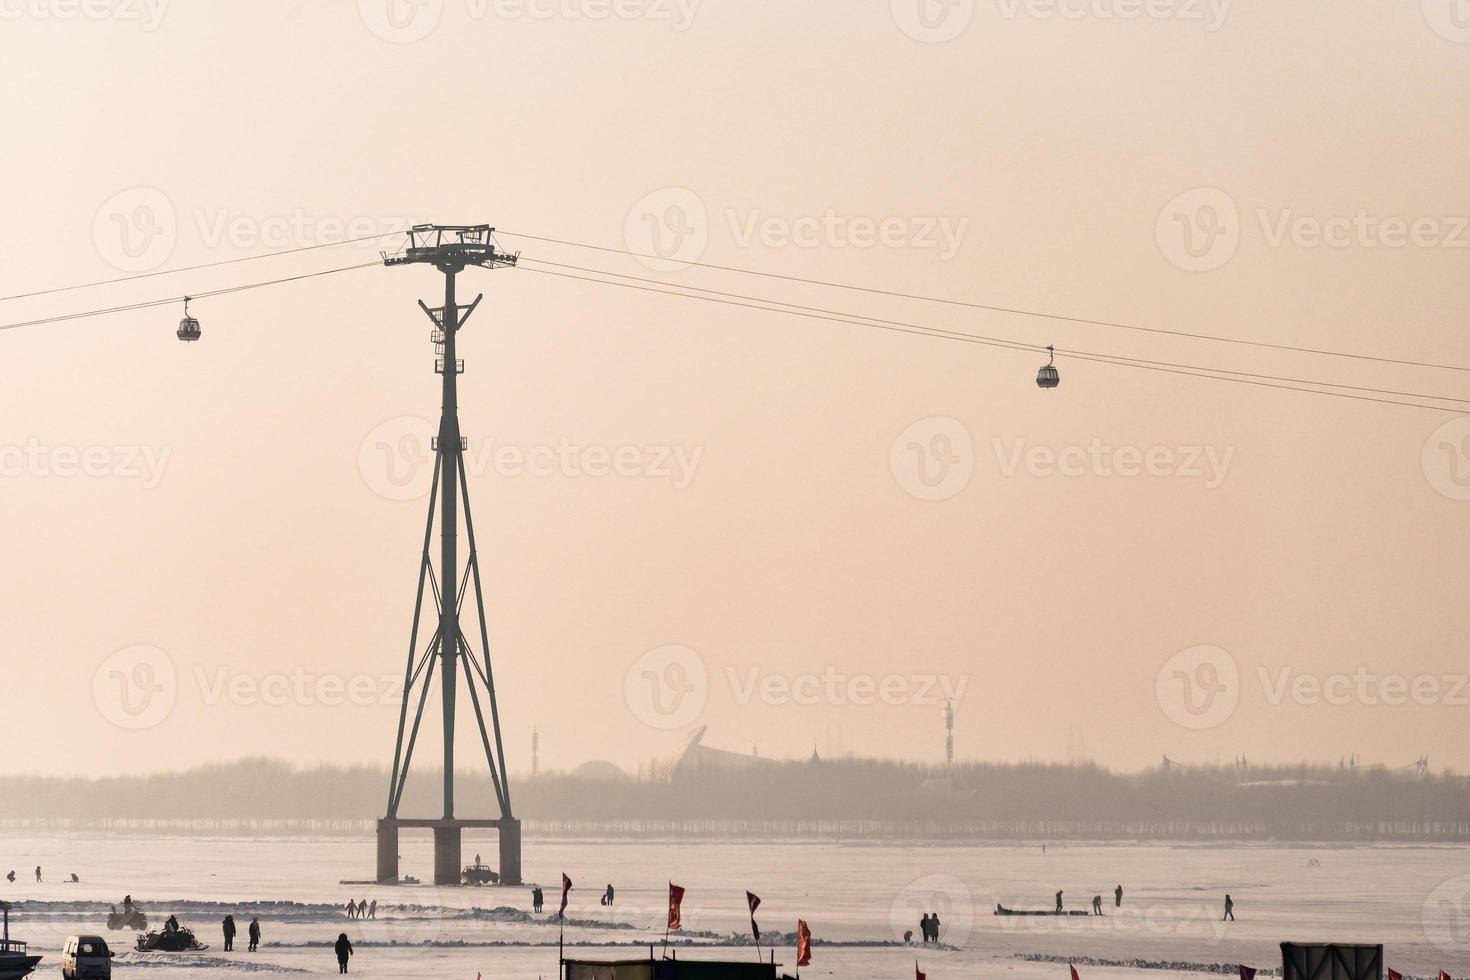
left=439, top=267, right=460, bottom=822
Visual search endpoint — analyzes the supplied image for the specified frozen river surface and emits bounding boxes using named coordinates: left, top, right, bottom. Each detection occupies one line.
left=2, top=835, right=1467, bottom=980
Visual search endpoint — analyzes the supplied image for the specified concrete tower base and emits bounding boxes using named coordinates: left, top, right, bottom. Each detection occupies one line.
left=376, top=818, right=399, bottom=883
left=498, top=817, right=522, bottom=886
left=375, top=817, right=521, bottom=886
left=433, top=824, right=462, bottom=885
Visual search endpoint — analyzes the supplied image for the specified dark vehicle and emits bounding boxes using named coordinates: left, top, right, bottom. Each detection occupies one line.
left=462, top=863, right=499, bottom=886
left=105, top=910, right=146, bottom=932
left=135, top=927, right=209, bottom=952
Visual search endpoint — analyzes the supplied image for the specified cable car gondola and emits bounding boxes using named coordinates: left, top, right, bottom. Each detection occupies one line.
left=1036, top=345, right=1059, bottom=389
left=176, top=296, right=200, bottom=342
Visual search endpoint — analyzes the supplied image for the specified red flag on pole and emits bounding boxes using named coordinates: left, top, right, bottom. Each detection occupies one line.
left=668, top=883, right=686, bottom=930
left=915, top=961, right=925, bottom=980
left=1241, top=967, right=1257, bottom=980
left=558, top=873, right=572, bottom=918
left=796, top=919, right=812, bottom=967
left=746, top=892, right=761, bottom=943
left=1070, top=966, right=1081, bottom=980
left=1388, top=971, right=1402, bottom=980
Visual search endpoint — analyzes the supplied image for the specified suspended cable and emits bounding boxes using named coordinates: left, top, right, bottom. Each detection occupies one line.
left=0, top=231, right=398, bottom=303
left=513, top=263, right=1461, bottom=414
left=498, top=230, right=1470, bottom=374
left=516, top=258, right=1470, bottom=408
left=0, top=243, right=1461, bottom=413
left=0, top=261, right=379, bottom=333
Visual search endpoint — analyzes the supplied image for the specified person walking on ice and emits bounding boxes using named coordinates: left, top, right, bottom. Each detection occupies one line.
left=1115, top=885, right=1123, bottom=908
left=1223, top=894, right=1235, bottom=921
left=334, top=933, right=353, bottom=973
left=1055, top=891, right=1064, bottom=913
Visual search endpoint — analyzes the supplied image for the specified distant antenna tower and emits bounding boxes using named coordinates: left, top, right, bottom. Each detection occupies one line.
left=944, top=699, right=955, bottom=768
left=531, top=726, right=539, bottom=777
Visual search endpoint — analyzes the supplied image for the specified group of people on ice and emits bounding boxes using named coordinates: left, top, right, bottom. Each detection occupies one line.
left=344, top=898, right=377, bottom=919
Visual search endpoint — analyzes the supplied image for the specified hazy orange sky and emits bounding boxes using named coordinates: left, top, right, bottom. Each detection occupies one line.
left=2, top=0, right=1468, bottom=779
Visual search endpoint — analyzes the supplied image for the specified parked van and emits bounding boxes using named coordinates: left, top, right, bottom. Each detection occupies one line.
left=61, top=935, right=111, bottom=980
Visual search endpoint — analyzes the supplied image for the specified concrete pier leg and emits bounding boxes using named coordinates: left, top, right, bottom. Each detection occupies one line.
left=433, top=824, right=461, bottom=886
left=498, top=818, right=522, bottom=886
left=376, top=819, right=399, bottom=883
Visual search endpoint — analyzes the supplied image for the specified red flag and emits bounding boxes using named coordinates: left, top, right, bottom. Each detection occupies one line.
left=915, top=962, right=925, bottom=980
left=1070, top=966, right=1081, bottom=980
left=746, top=892, right=761, bottom=943
left=1241, top=968, right=1257, bottom=980
left=668, top=883, right=686, bottom=930
left=1439, top=972, right=1451, bottom=980
left=1388, top=971, right=1402, bottom=980
left=558, top=873, right=572, bottom=918
left=796, top=919, right=811, bottom=967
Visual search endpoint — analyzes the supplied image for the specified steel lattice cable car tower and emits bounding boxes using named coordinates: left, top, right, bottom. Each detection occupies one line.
left=377, top=224, right=522, bottom=887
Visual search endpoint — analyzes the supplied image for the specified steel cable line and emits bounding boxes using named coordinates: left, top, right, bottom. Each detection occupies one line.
left=516, top=257, right=1470, bottom=408
left=0, top=261, right=380, bottom=332
left=513, top=263, right=1461, bottom=414
left=0, top=232, right=398, bottom=303
left=0, top=248, right=1461, bottom=412
left=497, top=229, right=1470, bottom=374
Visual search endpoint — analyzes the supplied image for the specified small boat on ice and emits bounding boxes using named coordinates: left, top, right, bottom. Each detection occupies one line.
left=0, top=903, right=42, bottom=980
left=994, top=904, right=1094, bottom=916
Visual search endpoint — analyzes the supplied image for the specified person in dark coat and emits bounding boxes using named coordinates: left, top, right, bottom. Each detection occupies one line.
left=1055, top=891, right=1063, bottom=913
left=335, top=933, right=353, bottom=973
left=248, top=918, right=261, bottom=952
left=1223, top=895, right=1234, bottom=921
left=223, top=915, right=236, bottom=951
left=1115, top=885, right=1123, bottom=908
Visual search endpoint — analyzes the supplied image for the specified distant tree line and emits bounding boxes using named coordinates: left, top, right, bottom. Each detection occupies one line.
left=5, top=756, right=1468, bottom=839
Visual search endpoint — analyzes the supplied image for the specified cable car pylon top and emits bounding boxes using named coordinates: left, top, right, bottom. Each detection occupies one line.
left=381, top=224, right=519, bottom=272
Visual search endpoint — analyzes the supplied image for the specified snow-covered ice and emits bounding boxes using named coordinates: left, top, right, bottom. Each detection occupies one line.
left=2, top=834, right=1466, bottom=980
